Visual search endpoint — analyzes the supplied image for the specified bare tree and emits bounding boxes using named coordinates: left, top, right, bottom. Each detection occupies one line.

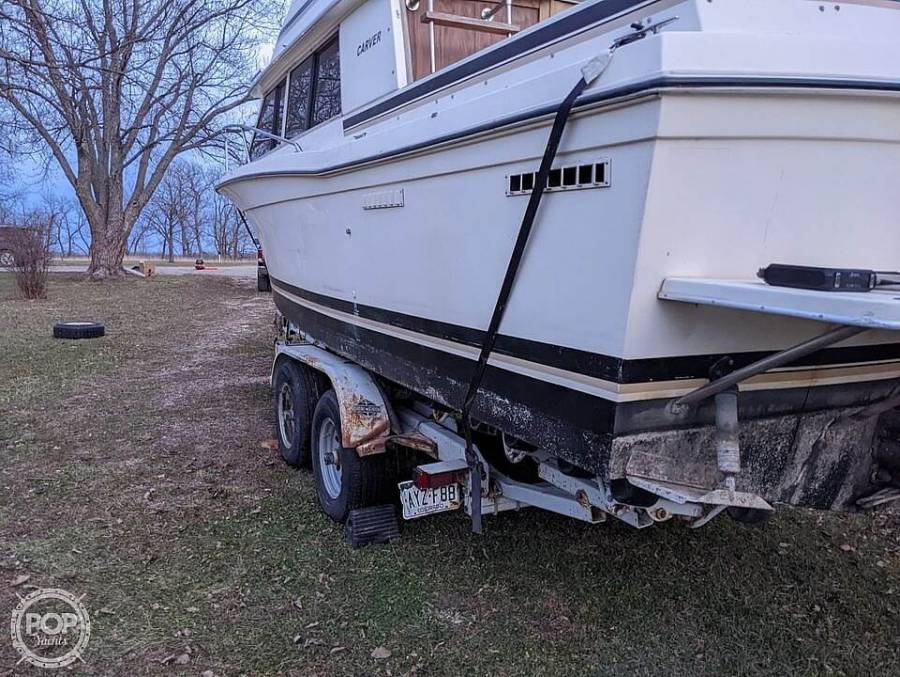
left=8, top=209, right=55, bottom=298
left=140, top=157, right=253, bottom=260
left=0, top=0, right=279, bottom=278
left=209, top=191, right=243, bottom=258
left=42, top=193, right=88, bottom=256
left=144, top=161, right=188, bottom=262
left=127, top=216, right=151, bottom=255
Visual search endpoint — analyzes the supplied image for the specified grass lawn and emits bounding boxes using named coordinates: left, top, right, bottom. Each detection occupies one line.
left=0, top=273, right=897, bottom=676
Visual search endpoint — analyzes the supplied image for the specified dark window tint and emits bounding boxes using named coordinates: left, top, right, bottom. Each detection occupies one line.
left=312, top=39, right=341, bottom=126
left=285, top=57, right=314, bottom=138
left=271, top=79, right=285, bottom=139
left=252, top=37, right=340, bottom=157
left=250, top=90, right=277, bottom=159
left=250, top=78, right=285, bottom=160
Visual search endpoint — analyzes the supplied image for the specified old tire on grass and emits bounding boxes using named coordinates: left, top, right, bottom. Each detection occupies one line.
left=0, top=249, right=14, bottom=267
left=311, top=389, right=388, bottom=523
left=273, top=359, right=317, bottom=467
left=53, top=322, right=105, bottom=340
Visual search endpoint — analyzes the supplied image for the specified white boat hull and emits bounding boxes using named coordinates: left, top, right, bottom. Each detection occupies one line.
left=219, top=0, right=900, bottom=506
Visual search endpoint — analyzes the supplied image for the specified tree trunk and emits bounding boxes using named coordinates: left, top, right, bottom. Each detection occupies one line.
left=77, top=159, right=133, bottom=279
left=87, top=227, right=128, bottom=279
left=167, top=224, right=175, bottom=263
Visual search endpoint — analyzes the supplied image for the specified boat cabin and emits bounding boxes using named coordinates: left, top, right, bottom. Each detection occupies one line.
left=249, top=0, right=581, bottom=158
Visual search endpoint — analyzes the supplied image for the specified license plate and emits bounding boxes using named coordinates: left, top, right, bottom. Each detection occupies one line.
left=398, top=480, right=462, bottom=520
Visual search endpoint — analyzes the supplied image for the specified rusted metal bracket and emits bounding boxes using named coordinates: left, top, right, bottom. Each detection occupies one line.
left=359, top=430, right=438, bottom=456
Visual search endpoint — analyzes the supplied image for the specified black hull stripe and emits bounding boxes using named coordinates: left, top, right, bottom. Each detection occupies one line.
left=271, top=276, right=900, bottom=384
left=219, top=76, right=900, bottom=193
left=273, top=290, right=616, bottom=472
left=273, top=289, right=900, bottom=473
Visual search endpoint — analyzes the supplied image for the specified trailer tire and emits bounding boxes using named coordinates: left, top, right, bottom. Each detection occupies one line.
left=257, top=270, right=271, bottom=292
left=311, top=390, right=388, bottom=523
left=273, top=360, right=317, bottom=467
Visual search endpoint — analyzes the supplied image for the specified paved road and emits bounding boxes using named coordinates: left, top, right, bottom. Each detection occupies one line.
left=50, top=264, right=256, bottom=278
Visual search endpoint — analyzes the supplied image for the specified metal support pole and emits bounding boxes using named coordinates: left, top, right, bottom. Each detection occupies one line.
left=672, top=325, right=865, bottom=411
left=428, top=0, right=436, bottom=73
left=714, top=386, right=740, bottom=488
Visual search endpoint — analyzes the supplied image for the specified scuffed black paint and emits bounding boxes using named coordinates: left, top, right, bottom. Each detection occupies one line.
left=275, top=290, right=898, bottom=508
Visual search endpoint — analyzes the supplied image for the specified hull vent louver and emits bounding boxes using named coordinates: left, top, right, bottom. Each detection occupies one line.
left=506, top=160, right=610, bottom=196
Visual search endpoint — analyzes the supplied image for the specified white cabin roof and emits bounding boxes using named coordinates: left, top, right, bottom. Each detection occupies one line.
left=275, top=0, right=342, bottom=60
left=252, top=0, right=355, bottom=97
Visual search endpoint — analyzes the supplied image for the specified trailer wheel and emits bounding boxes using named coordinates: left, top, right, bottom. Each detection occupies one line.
left=273, top=360, right=317, bottom=467
left=311, top=390, right=388, bottom=523
left=257, top=270, right=271, bottom=292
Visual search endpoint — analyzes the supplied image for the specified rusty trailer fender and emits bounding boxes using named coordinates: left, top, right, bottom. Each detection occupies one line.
left=273, top=342, right=392, bottom=451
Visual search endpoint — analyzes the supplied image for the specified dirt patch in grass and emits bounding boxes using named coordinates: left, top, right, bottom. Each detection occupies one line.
left=0, top=273, right=898, bottom=676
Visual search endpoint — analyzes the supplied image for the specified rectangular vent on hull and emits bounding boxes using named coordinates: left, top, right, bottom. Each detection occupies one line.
left=362, top=188, right=405, bottom=210
left=506, top=160, right=610, bottom=196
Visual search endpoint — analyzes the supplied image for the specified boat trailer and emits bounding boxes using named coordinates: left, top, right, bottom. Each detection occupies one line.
left=274, top=335, right=704, bottom=529
left=272, top=274, right=900, bottom=534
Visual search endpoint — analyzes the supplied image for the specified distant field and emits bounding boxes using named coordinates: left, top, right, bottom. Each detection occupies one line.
left=0, top=273, right=898, bottom=676
left=52, top=256, right=254, bottom=267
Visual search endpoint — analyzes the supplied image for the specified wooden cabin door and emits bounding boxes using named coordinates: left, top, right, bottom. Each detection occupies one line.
left=405, top=0, right=543, bottom=81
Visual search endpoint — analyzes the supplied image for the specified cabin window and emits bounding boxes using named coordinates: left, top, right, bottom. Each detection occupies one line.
left=285, top=56, right=314, bottom=138
left=272, top=79, right=286, bottom=141
left=282, top=37, right=341, bottom=140
left=250, top=35, right=342, bottom=157
left=312, top=38, right=342, bottom=126
left=250, top=78, right=286, bottom=160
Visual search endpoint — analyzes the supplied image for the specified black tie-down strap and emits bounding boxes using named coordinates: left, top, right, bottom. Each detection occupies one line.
left=459, top=76, right=591, bottom=533
left=236, top=209, right=261, bottom=249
